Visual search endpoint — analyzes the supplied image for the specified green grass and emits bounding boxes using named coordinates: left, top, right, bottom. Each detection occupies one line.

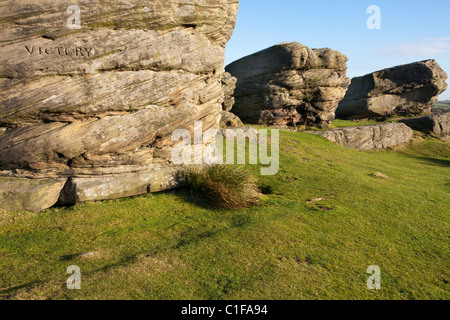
left=433, top=101, right=450, bottom=112
left=307, top=118, right=400, bottom=131
left=330, top=119, right=384, bottom=128
left=185, top=165, right=260, bottom=209
left=0, top=131, right=449, bottom=300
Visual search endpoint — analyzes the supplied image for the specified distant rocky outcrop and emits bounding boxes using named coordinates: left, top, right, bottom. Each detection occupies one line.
left=399, top=113, right=450, bottom=137
left=0, top=0, right=239, bottom=212
left=336, top=60, right=448, bottom=120
left=226, top=42, right=350, bottom=128
left=313, top=123, right=414, bottom=150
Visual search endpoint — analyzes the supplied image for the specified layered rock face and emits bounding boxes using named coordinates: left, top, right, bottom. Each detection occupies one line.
left=225, top=42, right=350, bottom=128
left=336, top=60, right=448, bottom=119
left=0, top=0, right=239, bottom=211
left=314, top=123, right=414, bottom=151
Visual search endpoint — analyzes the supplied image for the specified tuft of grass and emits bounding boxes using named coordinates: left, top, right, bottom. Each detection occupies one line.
left=184, top=165, right=261, bottom=210
left=0, top=131, right=448, bottom=300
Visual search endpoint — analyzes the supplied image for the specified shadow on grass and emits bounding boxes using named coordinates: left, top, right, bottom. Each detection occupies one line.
left=414, top=156, right=450, bottom=167
left=72, top=217, right=252, bottom=279
left=52, top=188, right=256, bottom=278
left=0, top=280, right=41, bottom=298
left=51, top=187, right=214, bottom=212
left=175, top=229, right=220, bottom=249
left=59, top=253, right=81, bottom=261
left=170, top=187, right=221, bottom=210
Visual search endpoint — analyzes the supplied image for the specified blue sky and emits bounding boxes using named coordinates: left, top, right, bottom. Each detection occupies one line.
left=225, top=0, right=450, bottom=100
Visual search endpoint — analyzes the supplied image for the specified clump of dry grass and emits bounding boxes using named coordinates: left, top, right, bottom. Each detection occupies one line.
left=184, top=165, right=261, bottom=209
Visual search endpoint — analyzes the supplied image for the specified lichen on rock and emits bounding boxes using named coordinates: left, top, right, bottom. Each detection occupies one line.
left=312, top=123, right=414, bottom=150
left=0, top=0, right=239, bottom=212
left=225, top=42, right=350, bottom=128
left=336, top=60, right=448, bottom=119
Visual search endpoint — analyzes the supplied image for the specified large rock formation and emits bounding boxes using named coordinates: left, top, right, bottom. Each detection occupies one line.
left=399, top=113, right=450, bottom=137
left=313, top=123, right=414, bottom=150
left=336, top=60, right=448, bottom=119
left=0, top=0, right=239, bottom=212
left=225, top=42, right=350, bottom=128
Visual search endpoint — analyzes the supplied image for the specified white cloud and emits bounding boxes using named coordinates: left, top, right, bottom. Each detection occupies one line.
left=383, top=37, right=450, bottom=56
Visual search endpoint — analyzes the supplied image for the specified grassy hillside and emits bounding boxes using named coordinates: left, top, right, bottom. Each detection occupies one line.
left=433, top=100, right=450, bottom=112
left=0, top=131, right=449, bottom=300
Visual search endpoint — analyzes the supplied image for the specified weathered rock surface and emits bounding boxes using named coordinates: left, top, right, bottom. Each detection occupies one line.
left=221, top=72, right=238, bottom=112
left=399, top=113, right=450, bottom=137
left=313, top=123, right=414, bottom=150
left=336, top=60, right=448, bottom=119
left=220, top=111, right=244, bottom=128
left=219, top=71, right=243, bottom=127
left=0, top=0, right=239, bottom=211
left=225, top=42, right=350, bottom=128
left=371, top=172, right=389, bottom=179
left=0, top=177, right=66, bottom=212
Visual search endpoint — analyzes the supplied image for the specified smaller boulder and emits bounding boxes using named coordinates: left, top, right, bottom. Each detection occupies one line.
left=399, top=113, right=450, bottom=137
left=78, top=252, right=96, bottom=258
left=0, top=177, right=66, bottom=212
left=313, top=123, right=414, bottom=150
left=337, top=60, right=448, bottom=119
left=371, top=172, right=389, bottom=179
